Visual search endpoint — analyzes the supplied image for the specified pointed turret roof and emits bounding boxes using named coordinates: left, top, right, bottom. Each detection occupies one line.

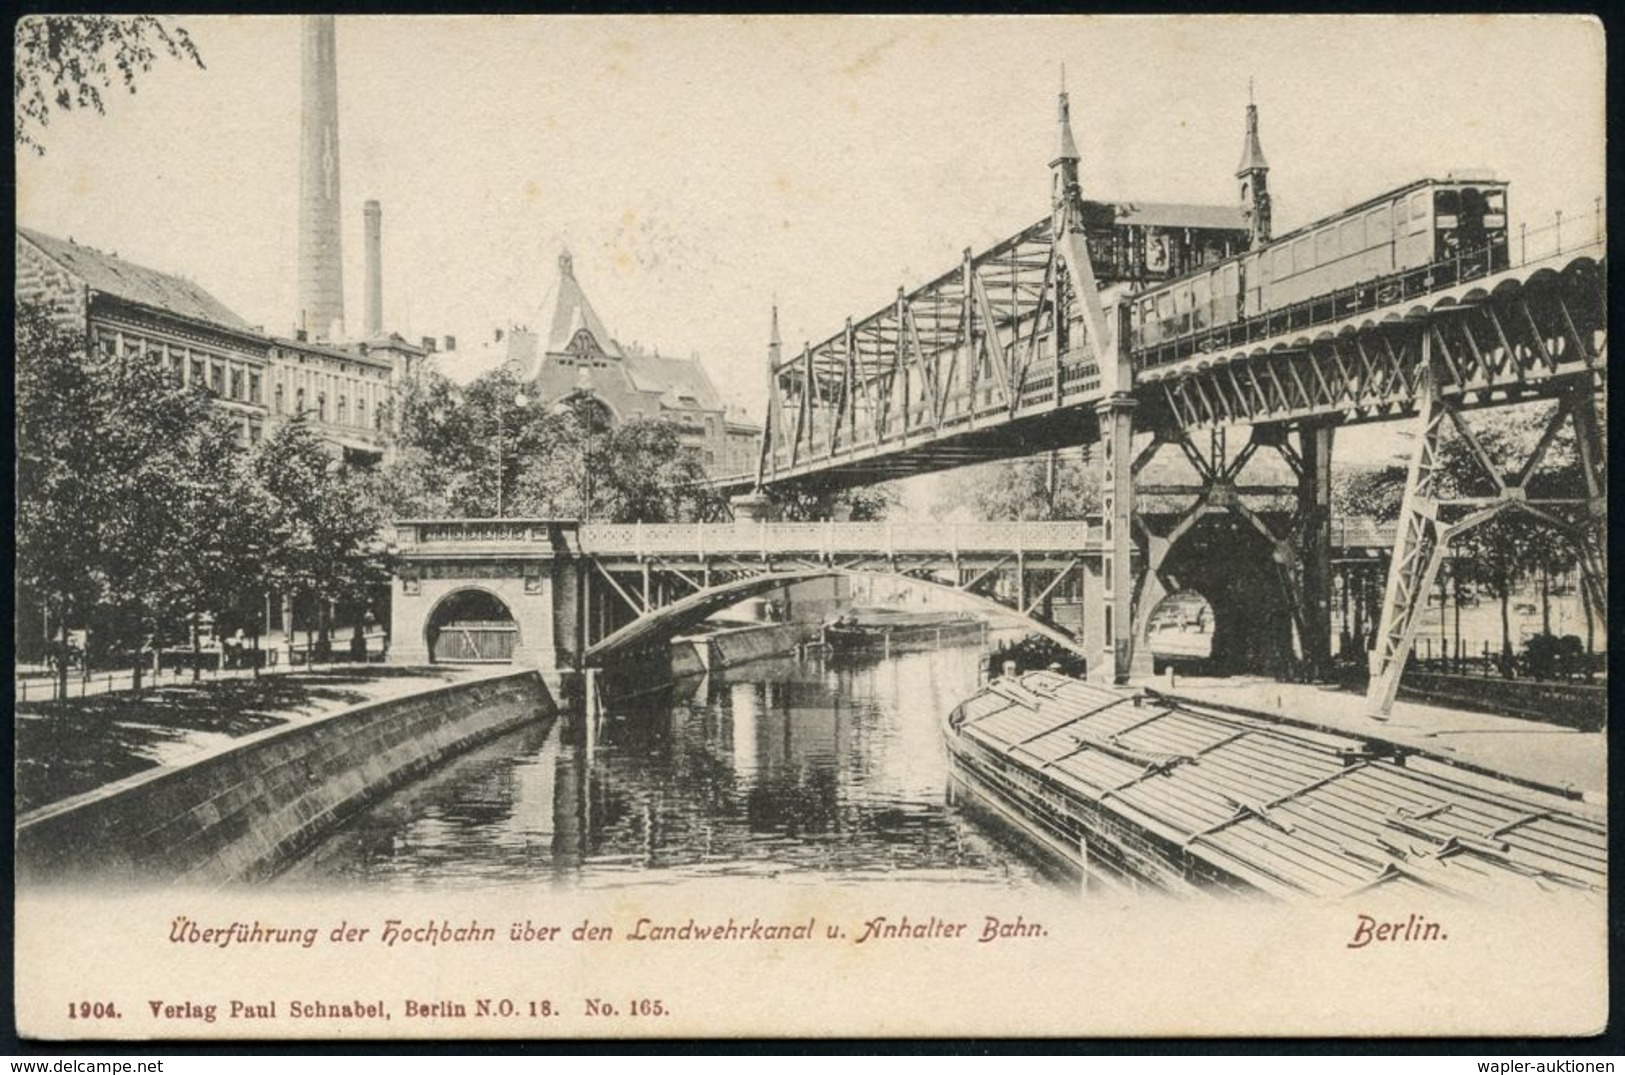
left=1052, top=87, right=1081, bottom=167
left=532, top=248, right=623, bottom=360
left=1237, top=99, right=1269, bottom=176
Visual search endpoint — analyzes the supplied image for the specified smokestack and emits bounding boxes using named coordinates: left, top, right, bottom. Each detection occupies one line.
left=298, top=15, right=345, bottom=340
left=363, top=199, right=383, bottom=338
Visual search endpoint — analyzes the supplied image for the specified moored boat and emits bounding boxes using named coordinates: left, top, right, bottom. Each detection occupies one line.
left=822, top=607, right=986, bottom=655
left=944, top=670, right=1606, bottom=899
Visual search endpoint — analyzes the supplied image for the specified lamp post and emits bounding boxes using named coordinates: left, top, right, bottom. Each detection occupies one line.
left=552, top=394, right=597, bottom=522
left=496, top=389, right=529, bottom=518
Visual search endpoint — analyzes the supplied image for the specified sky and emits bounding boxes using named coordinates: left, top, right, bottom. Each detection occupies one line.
left=17, top=14, right=1606, bottom=441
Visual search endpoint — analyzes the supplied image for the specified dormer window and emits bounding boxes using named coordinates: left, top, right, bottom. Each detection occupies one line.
left=568, top=329, right=601, bottom=361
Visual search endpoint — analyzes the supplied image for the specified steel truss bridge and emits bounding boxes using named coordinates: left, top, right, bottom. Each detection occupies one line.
left=391, top=517, right=1398, bottom=675
left=724, top=131, right=1604, bottom=715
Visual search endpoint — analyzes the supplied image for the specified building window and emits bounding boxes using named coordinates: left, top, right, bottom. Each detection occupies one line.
left=295, top=387, right=305, bottom=415
left=317, top=393, right=327, bottom=422
left=190, top=359, right=204, bottom=385
left=210, top=364, right=224, bottom=396
left=170, top=353, right=184, bottom=381
left=357, top=399, right=366, bottom=427
left=337, top=396, right=347, bottom=425
left=98, top=336, right=117, bottom=358
left=249, top=422, right=263, bottom=444
left=249, top=373, right=262, bottom=405
left=230, top=369, right=244, bottom=400
left=274, top=383, right=285, bottom=414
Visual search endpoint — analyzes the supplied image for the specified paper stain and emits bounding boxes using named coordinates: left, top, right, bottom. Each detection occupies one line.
left=844, top=35, right=898, bottom=77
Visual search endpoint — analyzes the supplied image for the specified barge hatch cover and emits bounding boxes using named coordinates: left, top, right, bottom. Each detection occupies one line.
left=947, top=671, right=1606, bottom=900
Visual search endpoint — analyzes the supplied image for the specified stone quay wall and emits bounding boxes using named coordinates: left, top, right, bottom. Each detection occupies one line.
left=16, top=670, right=554, bottom=886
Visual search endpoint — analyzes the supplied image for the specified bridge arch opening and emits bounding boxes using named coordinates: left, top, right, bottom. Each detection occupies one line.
left=1153, top=517, right=1295, bottom=676
left=425, top=587, right=520, bottom=664
left=585, top=567, right=1082, bottom=668
left=1145, top=589, right=1216, bottom=666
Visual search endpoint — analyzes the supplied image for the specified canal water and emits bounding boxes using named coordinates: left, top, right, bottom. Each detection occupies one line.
left=277, top=636, right=1055, bottom=891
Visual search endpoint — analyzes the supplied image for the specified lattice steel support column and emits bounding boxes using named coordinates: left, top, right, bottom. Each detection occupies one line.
left=1566, top=380, right=1609, bottom=621
left=1295, top=421, right=1336, bottom=678
left=1366, top=373, right=1447, bottom=716
left=1090, top=302, right=1139, bottom=684
left=1091, top=395, right=1137, bottom=683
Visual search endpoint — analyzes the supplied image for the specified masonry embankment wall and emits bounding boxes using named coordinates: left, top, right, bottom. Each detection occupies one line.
left=16, top=670, right=554, bottom=886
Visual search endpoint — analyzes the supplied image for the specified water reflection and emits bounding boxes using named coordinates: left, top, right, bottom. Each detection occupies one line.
left=278, top=639, right=1050, bottom=890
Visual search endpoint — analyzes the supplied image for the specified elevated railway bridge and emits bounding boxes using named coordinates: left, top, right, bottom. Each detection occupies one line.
left=721, top=91, right=1605, bottom=715
left=388, top=92, right=1604, bottom=718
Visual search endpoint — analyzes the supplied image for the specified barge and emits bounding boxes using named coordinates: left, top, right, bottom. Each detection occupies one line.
left=944, top=670, right=1606, bottom=899
left=822, top=607, right=987, bottom=656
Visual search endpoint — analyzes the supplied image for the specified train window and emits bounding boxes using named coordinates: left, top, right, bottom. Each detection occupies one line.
left=1396, top=198, right=1409, bottom=227
left=1482, top=187, right=1506, bottom=227
left=1192, top=276, right=1211, bottom=328
left=1216, top=263, right=1238, bottom=295
left=1156, top=292, right=1173, bottom=325
left=1292, top=239, right=1310, bottom=273
left=1435, top=188, right=1460, bottom=228
left=1409, top=191, right=1430, bottom=234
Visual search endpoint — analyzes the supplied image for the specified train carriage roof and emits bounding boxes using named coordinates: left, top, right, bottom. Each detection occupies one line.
left=1264, top=174, right=1508, bottom=250
left=1128, top=174, right=1509, bottom=303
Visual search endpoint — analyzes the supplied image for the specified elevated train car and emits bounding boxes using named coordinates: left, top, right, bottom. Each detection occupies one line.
left=1130, top=175, right=1510, bottom=364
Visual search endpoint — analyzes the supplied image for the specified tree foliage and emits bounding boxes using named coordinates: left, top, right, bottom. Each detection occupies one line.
left=1333, top=463, right=1407, bottom=522
left=15, top=15, right=204, bottom=154
left=936, top=452, right=1100, bottom=521
left=378, top=368, right=727, bottom=522
left=16, top=299, right=392, bottom=684
left=775, top=483, right=901, bottom=522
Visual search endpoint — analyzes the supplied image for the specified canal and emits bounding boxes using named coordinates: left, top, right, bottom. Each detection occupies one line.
left=277, top=636, right=1055, bottom=890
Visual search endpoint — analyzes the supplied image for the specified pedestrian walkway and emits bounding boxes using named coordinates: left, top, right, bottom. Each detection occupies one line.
left=13, top=663, right=503, bottom=814
left=1139, top=674, right=1606, bottom=804
left=15, top=632, right=389, bottom=703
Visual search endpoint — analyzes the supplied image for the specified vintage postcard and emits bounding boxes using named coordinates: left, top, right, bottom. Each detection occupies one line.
left=13, top=14, right=1607, bottom=1041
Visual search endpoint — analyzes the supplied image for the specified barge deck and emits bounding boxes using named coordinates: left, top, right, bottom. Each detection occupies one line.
left=945, top=670, right=1606, bottom=900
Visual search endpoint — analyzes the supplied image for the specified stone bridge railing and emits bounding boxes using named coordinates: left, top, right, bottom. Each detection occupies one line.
left=578, top=520, right=1100, bottom=560
left=393, top=517, right=1393, bottom=560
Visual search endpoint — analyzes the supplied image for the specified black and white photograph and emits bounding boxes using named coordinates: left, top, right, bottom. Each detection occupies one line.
left=12, top=14, right=1608, bottom=1040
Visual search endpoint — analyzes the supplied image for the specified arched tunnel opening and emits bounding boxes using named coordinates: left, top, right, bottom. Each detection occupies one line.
left=425, top=588, right=520, bottom=664
left=1151, top=517, right=1297, bottom=677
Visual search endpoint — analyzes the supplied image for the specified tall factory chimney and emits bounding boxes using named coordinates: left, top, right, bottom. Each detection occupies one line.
left=299, top=15, right=345, bottom=341
left=363, top=199, right=383, bottom=338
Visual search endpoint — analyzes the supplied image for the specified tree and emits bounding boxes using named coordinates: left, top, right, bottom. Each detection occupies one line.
left=1427, top=403, right=1593, bottom=674
left=15, top=15, right=204, bottom=154
left=252, top=419, right=396, bottom=657
left=1333, top=463, right=1407, bottom=522
left=16, top=299, right=257, bottom=692
left=938, top=452, right=1100, bottom=521
left=597, top=418, right=726, bottom=523
left=380, top=368, right=728, bottom=524
left=775, top=483, right=901, bottom=522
